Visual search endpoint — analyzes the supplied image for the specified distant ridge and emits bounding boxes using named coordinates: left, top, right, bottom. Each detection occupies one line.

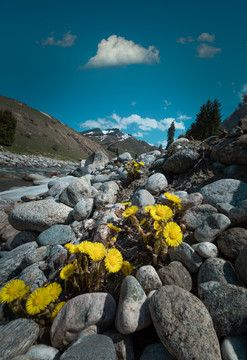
left=0, top=95, right=106, bottom=161
left=220, top=103, right=247, bottom=131
left=81, top=128, right=158, bottom=157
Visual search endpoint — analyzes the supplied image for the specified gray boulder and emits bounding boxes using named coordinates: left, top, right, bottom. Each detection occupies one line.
left=0, top=319, right=39, bottom=359
left=8, top=199, right=73, bottom=232
left=60, top=335, right=117, bottom=360
left=115, top=276, right=152, bottom=334
left=59, top=176, right=92, bottom=208
left=132, top=189, right=155, bottom=208
left=211, top=134, right=247, bottom=165
left=168, top=242, right=203, bottom=273
left=235, top=246, right=247, bottom=286
left=25, top=344, right=60, bottom=360
left=145, top=173, right=168, bottom=195
left=51, top=293, right=116, bottom=350
left=136, top=265, right=162, bottom=293
left=0, top=242, right=38, bottom=286
left=149, top=285, right=221, bottom=360
left=85, top=151, right=109, bottom=173
left=37, top=225, right=76, bottom=247
left=118, top=152, right=132, bottom=162
left=198, top=281, right=247, bottom=336
left=180, top=204, right=218, bottom=231
left=217, top=228, right=247, bottom=259
left=194, top=213, right=231, bottom=243
left=157, top=261, right=192, bottom=291
left=192, top=242, right=218, bottom=258
left=72, top=198, right=94, bottom=221
left=163, top=149, right=200, bottom=174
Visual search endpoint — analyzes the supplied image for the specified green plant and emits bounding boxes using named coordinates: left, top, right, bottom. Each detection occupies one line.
left=0, top=110, right=17, bottom=146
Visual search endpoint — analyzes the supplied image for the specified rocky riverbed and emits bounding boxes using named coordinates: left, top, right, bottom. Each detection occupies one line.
left=0, top=132, right=247, bottom=360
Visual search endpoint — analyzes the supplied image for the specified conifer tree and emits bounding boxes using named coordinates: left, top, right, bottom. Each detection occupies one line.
left=166, top=120, right=175, bottom=149
left=0, top=110, right=17, bottom=146
left=185, top=99, right=222, bottom=140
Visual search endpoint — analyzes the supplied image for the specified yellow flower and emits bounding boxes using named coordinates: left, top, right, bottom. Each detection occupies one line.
left=145, top=205, right=154, bottom=213
left=51, top=301, right=66, bottom=321
left=139, top=162, right=145, bottom=166
left=163, top=222, right=183, bottom=247
left=111, top=237, right=117, bottom=242
left=0, top=279, right=29, bottom=304
left=123, top=206, right=138, bottom=218
left=78, top=241, right=93, bottom=255
left=122, top=201, right=131, bottom=206
left=26, top=287, right=51, bottom=315
left=60, top=264, right=75, bottom=280
left=107, top=223, right=121, bottom=232
left=121, top=261, right=133, bottom=276
left=64, top=243, right=80, bottom=254
left=88, top=242, right=107, bottom=261
left=45, top=283, right=62, bottom=302
left=150, top=204, right=173, bottom=221
left=104, top=249, right=123, bottom=273
left=164, top=192, right=182, bottom=206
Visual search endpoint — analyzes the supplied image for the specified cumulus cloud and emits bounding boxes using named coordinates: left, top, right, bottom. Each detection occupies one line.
left=196, top=43, right=222, bottom=58
left=238, top=84, right=247, bottom=98
left=80, top=113, right=185, bottom=133
left=197, top=33, right=215, bottom=43
left=42, top=31, right=77, bottom=47
left=176, top=36, right=195, bottom=44
left=157, top=139, right=167, bottom=148
left=83, top=35, right=160, bottom=68
left=177, top=114, right=192, bottom=120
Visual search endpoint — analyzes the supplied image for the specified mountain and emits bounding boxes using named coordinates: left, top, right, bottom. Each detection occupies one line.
left=81, top=128, right=158, bottom=157
left=0, top=95, right=106, bottom=161
left=220, top=103, right=247, bottom=131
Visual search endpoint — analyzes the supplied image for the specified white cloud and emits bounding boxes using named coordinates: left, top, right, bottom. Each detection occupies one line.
left=83, top=35, right=160, bottom=68
left=176, top=36, right=195, bottom=44
left=42, top=31, right=77, bottom=47
left=163, top=99, right=171, bottom=110
left=238, top=84, right=247, bottom=98
left=131, top=101, right=136, bottom=106
left=177, top=114, right=192, bottom=120
left=157, top=139, right=167, bottom=148
left=196, top=43, right=222, bottom=58
left=80, top=113, right=185, bottom=133
left=132, top=132, right=144, bottom=138
left=197, top=33, right=215, bottom=43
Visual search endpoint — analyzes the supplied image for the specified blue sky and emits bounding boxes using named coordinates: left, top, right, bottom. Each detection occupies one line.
left=1, top=0, right=246, bottom=147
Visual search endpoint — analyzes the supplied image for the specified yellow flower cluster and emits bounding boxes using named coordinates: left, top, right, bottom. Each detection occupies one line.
left=124, top=160, right=145, bottom=181
left=0, top=279, right=30, bottom=304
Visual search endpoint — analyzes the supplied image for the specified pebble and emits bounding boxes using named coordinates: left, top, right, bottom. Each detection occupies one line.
left=168, top=242, right=203, bottom=273
left=192, top=242, right=218, bottom=258
left=37, top=225, right=76, bottom=247
left=136, top=265, right=162, bottom=293
left=235, top=246, right=247, bottom=286
left=180, top=204, right=218, bottom=231
left=194, top=213, right=231, bottom=243
left=217, top=227, right=247, bottom=259
left=145, top=173, right=168, bottom=195
left=221, top=335, right=247, bottom=360
left=131, top=189, right=155, bottom=207
left=25, top=344, right=60, bottom=360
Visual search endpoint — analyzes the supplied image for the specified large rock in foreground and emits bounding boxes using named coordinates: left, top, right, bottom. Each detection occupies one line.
left=51, top=293, right=116, bottom=350
left=211, top=134, right=247, bottom=165
left=149, top=285, right=221, bottom=360
left=8, top=199, right=73, bottom=232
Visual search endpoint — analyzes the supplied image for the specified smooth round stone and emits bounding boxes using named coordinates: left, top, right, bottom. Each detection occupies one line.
left=85, top=151, right=109, bottom=173
left=180, top=204, right=218, bottom=231
left=149, top=285, right=221, bottom=360
left=136, top=265, right=162, bottom=293
left=217, top=228, right=247, bottom=259
left=72, top=198, right=94, bottom=221
left=221, top=335, right=247, bottom=360
left=20, top=246, right=49, bottom=268
left=59, top=176, right=92, bottom=207
left=0, top=319, right=39, bottom=359
left=140, top=343, right=175, bottom=360
left=145, top=173, right=168, bottom=195
left=115, top=275, right=152, bottom=334
left=198, top=281, right=247, bottom=337
left=103, top=328, right=135, bottom=360
left=51, top=293, right=116, bottom=350
left=168, top=242, right=203, bottom=273
left=60, top=335, right=117, bottom=360
left=37, top=225, right=76, bottom=246
left=192, top=242, right=218, bottom=258
left=8, top=199, right=73, bottom=232
left=118, top=152, right=132, bottom=161
left=157, top=261, right=192, bottom=291
left=132, top=189, right=155, bottom=208
left=163, top=149, right=200, bottom=174
left=194, top=214, right=231, bottom=243
left=47, top=181, right=70, bottom=199
left=197, top=258, right=240, bottom=286
left=235, top=246, right=247, bottom=286
left=19, top=262, right=47, bottom=291
left=25, top=344, right=60, bottom=360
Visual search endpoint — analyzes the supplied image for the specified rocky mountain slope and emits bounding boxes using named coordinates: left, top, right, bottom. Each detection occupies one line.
left=81, top=128, right=158, bottom=157
left=0, top=95, right=106, bottom=161
left=220, top=102, right=247, bottom=131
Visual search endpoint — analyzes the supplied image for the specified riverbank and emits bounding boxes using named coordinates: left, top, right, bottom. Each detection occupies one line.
left=0, top=148, right=79, bottom=192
